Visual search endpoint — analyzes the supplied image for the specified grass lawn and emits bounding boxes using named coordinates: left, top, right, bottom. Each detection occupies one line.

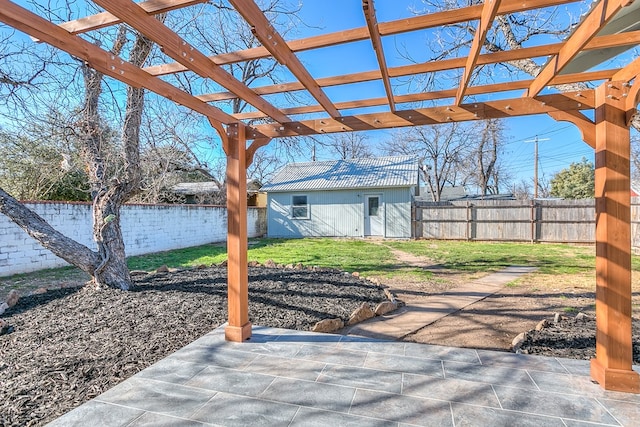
left=4, top=238, right=640, bottom=294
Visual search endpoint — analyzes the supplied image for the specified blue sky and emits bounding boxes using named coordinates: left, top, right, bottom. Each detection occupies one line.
left=1, top=0, right=625, bottom=190
left=288, top=0, right=602, bottom=188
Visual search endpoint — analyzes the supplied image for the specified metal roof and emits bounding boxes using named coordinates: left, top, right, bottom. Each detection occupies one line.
left=261, top=156, right=418, bottom=192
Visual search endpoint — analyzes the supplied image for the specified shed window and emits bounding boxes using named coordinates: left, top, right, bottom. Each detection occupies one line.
left=291, top=195, right=309, bottom=219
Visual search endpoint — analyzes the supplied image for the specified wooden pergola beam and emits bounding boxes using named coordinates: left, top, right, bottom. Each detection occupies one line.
left=527, top=0, right=632, bottom=97
left=0, top=0, right=234, bottom=126
left=92, top=0, right=290, bottom=124
left=227, top=0, right=340, bottom=118
left=246, top=91, right=593, bottom=139
left=613, top=55, right=640, bottom=82
left=363, top=0, right=395, bottom=112
left=142, top=0, right=577, bottom=77
left=232, top=71, right=611, bottom=120
left=455, top=0, right=502, bottom=106
left=59, top=0, right=206, bottom=34
left=198, top=31, right=640, bottom=104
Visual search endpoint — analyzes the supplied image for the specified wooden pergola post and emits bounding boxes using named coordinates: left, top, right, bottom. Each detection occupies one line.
left=224, top=123, right=252, bottom=342
left=590, top=81, right=640, bottom=393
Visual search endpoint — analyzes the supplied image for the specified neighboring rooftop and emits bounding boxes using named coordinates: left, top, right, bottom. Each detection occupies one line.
left=261, top=156, right=419, bottom=192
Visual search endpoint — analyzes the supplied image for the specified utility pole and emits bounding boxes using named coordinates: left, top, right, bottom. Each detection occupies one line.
left=524, top=137, right=550, bottom=199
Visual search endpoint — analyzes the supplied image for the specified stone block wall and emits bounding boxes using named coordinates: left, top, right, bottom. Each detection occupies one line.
left=0, top=202, right=266, bottom=276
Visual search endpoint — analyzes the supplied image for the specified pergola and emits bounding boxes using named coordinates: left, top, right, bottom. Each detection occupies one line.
left=2, top=0, right=640, bottom=393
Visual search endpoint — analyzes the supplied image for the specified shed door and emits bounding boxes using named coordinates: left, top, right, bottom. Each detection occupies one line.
left=364, top=195, right=383, bottom=236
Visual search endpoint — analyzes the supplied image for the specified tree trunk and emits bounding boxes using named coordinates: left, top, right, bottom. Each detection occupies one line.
left=0, top=187, right=100, bottom=275
left=0, top=25, right=156, bottom=290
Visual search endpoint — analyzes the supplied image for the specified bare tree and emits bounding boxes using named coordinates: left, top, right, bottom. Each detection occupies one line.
left=317, top=133, right=375, bottom=160
left=384, top=123, right=470, bottom=201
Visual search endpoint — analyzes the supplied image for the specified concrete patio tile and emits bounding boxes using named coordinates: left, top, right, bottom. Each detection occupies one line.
left=134, top=358, right=208, bottom=385
left=443, top=361, right=538, bottom=389
left=555, top=357, right=592, bottom=376
left=349, top=388, right=453, bottom=426
left=476, top=350, right=569, bottom=373
left=46, top=401, right=144, bottom=427
left=528, top=370, right=640, bottom=403
left=493, top=385, right=619, bottom=425
left=316, top=364, right=403, bottom=393
left=168, top=345, right=258, bottom=370
left=597, top=398, right=640, bottom=426
left=290, top=406, right=397, bottom=427
left=402, top=373, right=500, bottom=408
left=336, top=337, right=407, bottom=355
left=292, top=344, right=368, bottom=366
left=190, top=392, right=299, bottom=426
left=259, top=376, right=356, bottom=413
left=363, top=352, right=444, bottom=376
left=561, top=420, right=621, bottom=427
left=273, top=330, right=343, bottom=344
left=184, top=366, right=276, bottom=397
left=403, top=342, right=481, bottom=364
left=243, top=354, right=326, bottom=381
left=94, top=377, right=216, bottom=419
left=126, top=412, right=212, bottom=426
left=223, top=340, right=306, bottom=358
left=450, top=403, right=566, bottom=427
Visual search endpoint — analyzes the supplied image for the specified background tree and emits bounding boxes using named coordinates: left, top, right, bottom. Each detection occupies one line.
left=0, top=2, right=303, bottom=289
left=550, top=157, right=595, bottom=199
left=384, top=123, right=470, bottom=201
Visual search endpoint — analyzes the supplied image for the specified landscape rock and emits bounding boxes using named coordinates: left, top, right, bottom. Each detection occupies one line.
left=155, top=265, right=169, bottom=273
left=285, top=264, right=294, bottom=269
left=535, top=319, right=548, bottom=331
left=352, top=271, right=360, bottom=277
left=218, top=260, right=228, bottom=267
left=312, top=318, right=344, bottom=333
left=0, top=318, right=13, bottom=335
left=248, top=261, right=260, bottom=267
left=264, top=259, right=276, bottom=268
left=575, top=312, right=588, bottom=321
left=129, top=270, right=148, bottom=276
left=553, top=312, right=562, bottom=323
left=348, top=303, right=375, bottom=325
left=383, top=288, right=396, bottom=302
left=512, top=332, right=527, bottom=351
left=195, top=264, right=208, bottom=270
left=374, top=301, right=397, bottom=316
left=32, top=287, right=48, bottom=295
left=6, top=290, right=20, bottom=308
left=294, top=263, right=304, bottom=270
left=0, top=302, right=8, bottom=316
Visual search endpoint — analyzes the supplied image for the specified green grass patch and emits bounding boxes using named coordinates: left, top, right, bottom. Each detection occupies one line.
left=127, top=238, right=400, bottom=277
left=385, top=240, right=603, bottom=275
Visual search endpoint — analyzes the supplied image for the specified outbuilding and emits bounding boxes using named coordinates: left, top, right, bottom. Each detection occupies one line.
left=261, top=156, right=419, bottom=238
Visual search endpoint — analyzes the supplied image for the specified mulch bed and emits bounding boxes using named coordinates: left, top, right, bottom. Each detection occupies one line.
left=520, top=314, right=640, bottom=363
left=0, top=266, right=387, bottom=427
left=2, top=266, right=640, bottom=426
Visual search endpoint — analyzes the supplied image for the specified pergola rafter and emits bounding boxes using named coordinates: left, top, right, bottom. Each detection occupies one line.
left=455, top=0, right=502, bottom=106
left=363, top=0, right=395, bottom=112
left=92, top=0, right=290, bottom=124
left=2, top=0, right=640, bottom=394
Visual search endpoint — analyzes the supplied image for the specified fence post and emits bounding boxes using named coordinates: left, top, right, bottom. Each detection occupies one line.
left=466, top=202, right=471, bottom=241
left=530, top=200, right=536, bottom=243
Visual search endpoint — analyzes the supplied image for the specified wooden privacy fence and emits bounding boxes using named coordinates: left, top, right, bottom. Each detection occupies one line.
left=412, top=198, right=640, bottom=246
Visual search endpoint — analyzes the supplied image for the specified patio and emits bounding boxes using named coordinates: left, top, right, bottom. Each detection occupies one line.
left=48, top=325, right=640, bottom=426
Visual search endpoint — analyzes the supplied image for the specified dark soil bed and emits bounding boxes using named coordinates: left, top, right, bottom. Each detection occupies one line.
left=520, top=314, right=640, bottom=363
left=0, top=266, right=387, bottom=427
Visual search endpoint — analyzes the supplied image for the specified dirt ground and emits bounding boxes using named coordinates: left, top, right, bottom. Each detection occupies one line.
left=380, top=247, right=639, bottom=352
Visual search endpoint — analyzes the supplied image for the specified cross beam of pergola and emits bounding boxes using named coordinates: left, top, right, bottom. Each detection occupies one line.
left=2, top=0, right=640, bottom=393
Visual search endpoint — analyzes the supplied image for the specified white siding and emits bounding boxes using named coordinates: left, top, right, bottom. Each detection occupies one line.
left=267, top=188, right=412, bottom=238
